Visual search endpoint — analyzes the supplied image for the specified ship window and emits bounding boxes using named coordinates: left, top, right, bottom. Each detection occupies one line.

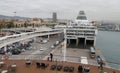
left=76, top=16, right=87, bottom=20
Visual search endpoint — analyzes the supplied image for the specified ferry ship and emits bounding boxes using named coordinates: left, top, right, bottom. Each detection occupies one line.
left=66, top=11, right=97, bottom=48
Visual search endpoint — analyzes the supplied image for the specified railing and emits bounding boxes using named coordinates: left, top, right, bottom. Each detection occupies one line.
left=0, top=29, right=63, bottom=42
left=107, top=61, right=120, bottom=70
left=0, top=52, right=120, bottom=70
left=0, top=54, right=80, bottom=61
left=0, top=54, right=120, bottom=70
left=0, top=29, right=63, bottom=48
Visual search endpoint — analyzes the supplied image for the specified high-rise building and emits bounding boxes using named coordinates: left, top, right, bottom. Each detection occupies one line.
left=52, top=12, right=57, bottom=22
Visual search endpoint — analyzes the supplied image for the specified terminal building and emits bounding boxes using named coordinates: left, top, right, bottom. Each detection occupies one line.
left=66, top=11, right=97, bottom=48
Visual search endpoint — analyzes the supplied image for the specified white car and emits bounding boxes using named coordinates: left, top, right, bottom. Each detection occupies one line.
left=51, top=45, right=54, bottom=49
left=39, top=49, right=44, bottom=51
left=41, top=40, right=47, bottom=44
left=21, top=49, right=26, bottom=52
left=55, top=41, right=59, bottom=45
left=39, top=47, right=45, bottom=51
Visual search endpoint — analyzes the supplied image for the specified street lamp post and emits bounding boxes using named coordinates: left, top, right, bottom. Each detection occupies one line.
left=63, top=29, right=66, bottom=61
left=14, top=12, right=17, bottom=34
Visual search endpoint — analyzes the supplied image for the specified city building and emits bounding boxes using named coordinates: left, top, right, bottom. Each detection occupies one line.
left=13, top=20, right=25, bottom=27
left=52, top=12, right=57, bottom=22
left=28, top=18, right=43, bottom=24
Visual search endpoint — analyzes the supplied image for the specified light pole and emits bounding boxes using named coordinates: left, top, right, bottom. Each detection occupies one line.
left=14, top=11, right=17, bottom=33
left=14, top=12, right=16, bottom=16
left=63, top=29, right=66, bottom=61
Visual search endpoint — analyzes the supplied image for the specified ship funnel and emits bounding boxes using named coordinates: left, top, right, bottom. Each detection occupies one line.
left=76, top=11, right=87, bottom=20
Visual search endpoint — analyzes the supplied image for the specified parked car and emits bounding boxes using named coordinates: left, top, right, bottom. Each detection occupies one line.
left=21, top=49, right=26, bottom=52
left=54, top=41, right=59, bottom=46
left=11, top=49, right=21, bottom=55
left=57, top=41, right=60, bottom=44
left=39, top=47, right=45, bottom=51
left=51, top=45, right=55, bottom=49
left=0, top=50, right=5, bottom=55
left=41, top=39, right=48, bottom=44
left=96, top=55, right=102, bottom=64
left=39, top=49, right=44, bottom=51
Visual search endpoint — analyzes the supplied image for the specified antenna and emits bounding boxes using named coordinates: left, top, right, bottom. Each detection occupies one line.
left=14, top=12, right=16, bottom=16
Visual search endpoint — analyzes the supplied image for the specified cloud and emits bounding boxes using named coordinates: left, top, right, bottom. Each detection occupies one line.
left=0, top=0, right=120, bottom=21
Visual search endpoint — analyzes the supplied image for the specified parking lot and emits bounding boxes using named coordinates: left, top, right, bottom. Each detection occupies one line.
left=6, top=34, right=64, bottom=60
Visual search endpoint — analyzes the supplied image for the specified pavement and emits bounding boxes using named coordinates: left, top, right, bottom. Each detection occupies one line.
left=51, top=47, right=98, bottom=65
left=7, top=34, right=63, bottom=60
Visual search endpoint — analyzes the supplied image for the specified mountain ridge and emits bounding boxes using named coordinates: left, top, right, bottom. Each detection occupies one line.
left=0, top=15, right=29, bottom=20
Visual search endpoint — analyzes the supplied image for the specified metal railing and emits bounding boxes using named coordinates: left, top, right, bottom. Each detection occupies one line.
left=1, top=53, right=120, bottom=71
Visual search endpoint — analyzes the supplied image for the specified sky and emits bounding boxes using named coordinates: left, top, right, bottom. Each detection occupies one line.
left=0, top=0, right=120, bottom=21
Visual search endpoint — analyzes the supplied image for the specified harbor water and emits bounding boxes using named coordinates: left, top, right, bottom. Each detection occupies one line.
left=96, top=31, right=120, bottom=70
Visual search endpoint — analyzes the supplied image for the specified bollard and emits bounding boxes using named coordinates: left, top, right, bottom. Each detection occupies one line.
left=47, top=57, right=49, bottom=61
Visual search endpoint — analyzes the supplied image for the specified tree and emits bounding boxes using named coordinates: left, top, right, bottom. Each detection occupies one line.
left=0, top=24, right=3, bottom=29
left=21, top=24, right=24, bottom=27
left=6, top=21, right=14, bottom=28
left=32, top=23, right=35, bottom=28
left=24, top=21, right=27, bottom=28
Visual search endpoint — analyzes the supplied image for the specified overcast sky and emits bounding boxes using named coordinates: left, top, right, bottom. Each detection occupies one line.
left=0, top=0, right=120, bottom=21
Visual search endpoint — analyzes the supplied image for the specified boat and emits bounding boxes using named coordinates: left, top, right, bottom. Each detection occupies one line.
left=66, top=11, right=97, bottom=48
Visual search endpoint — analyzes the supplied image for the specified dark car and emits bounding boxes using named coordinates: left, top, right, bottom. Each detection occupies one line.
left=11, top=49, right=21, bottom=55
left=0, top=50, right=5, bottom=55
left=96, top=55, right=102, bottom=64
